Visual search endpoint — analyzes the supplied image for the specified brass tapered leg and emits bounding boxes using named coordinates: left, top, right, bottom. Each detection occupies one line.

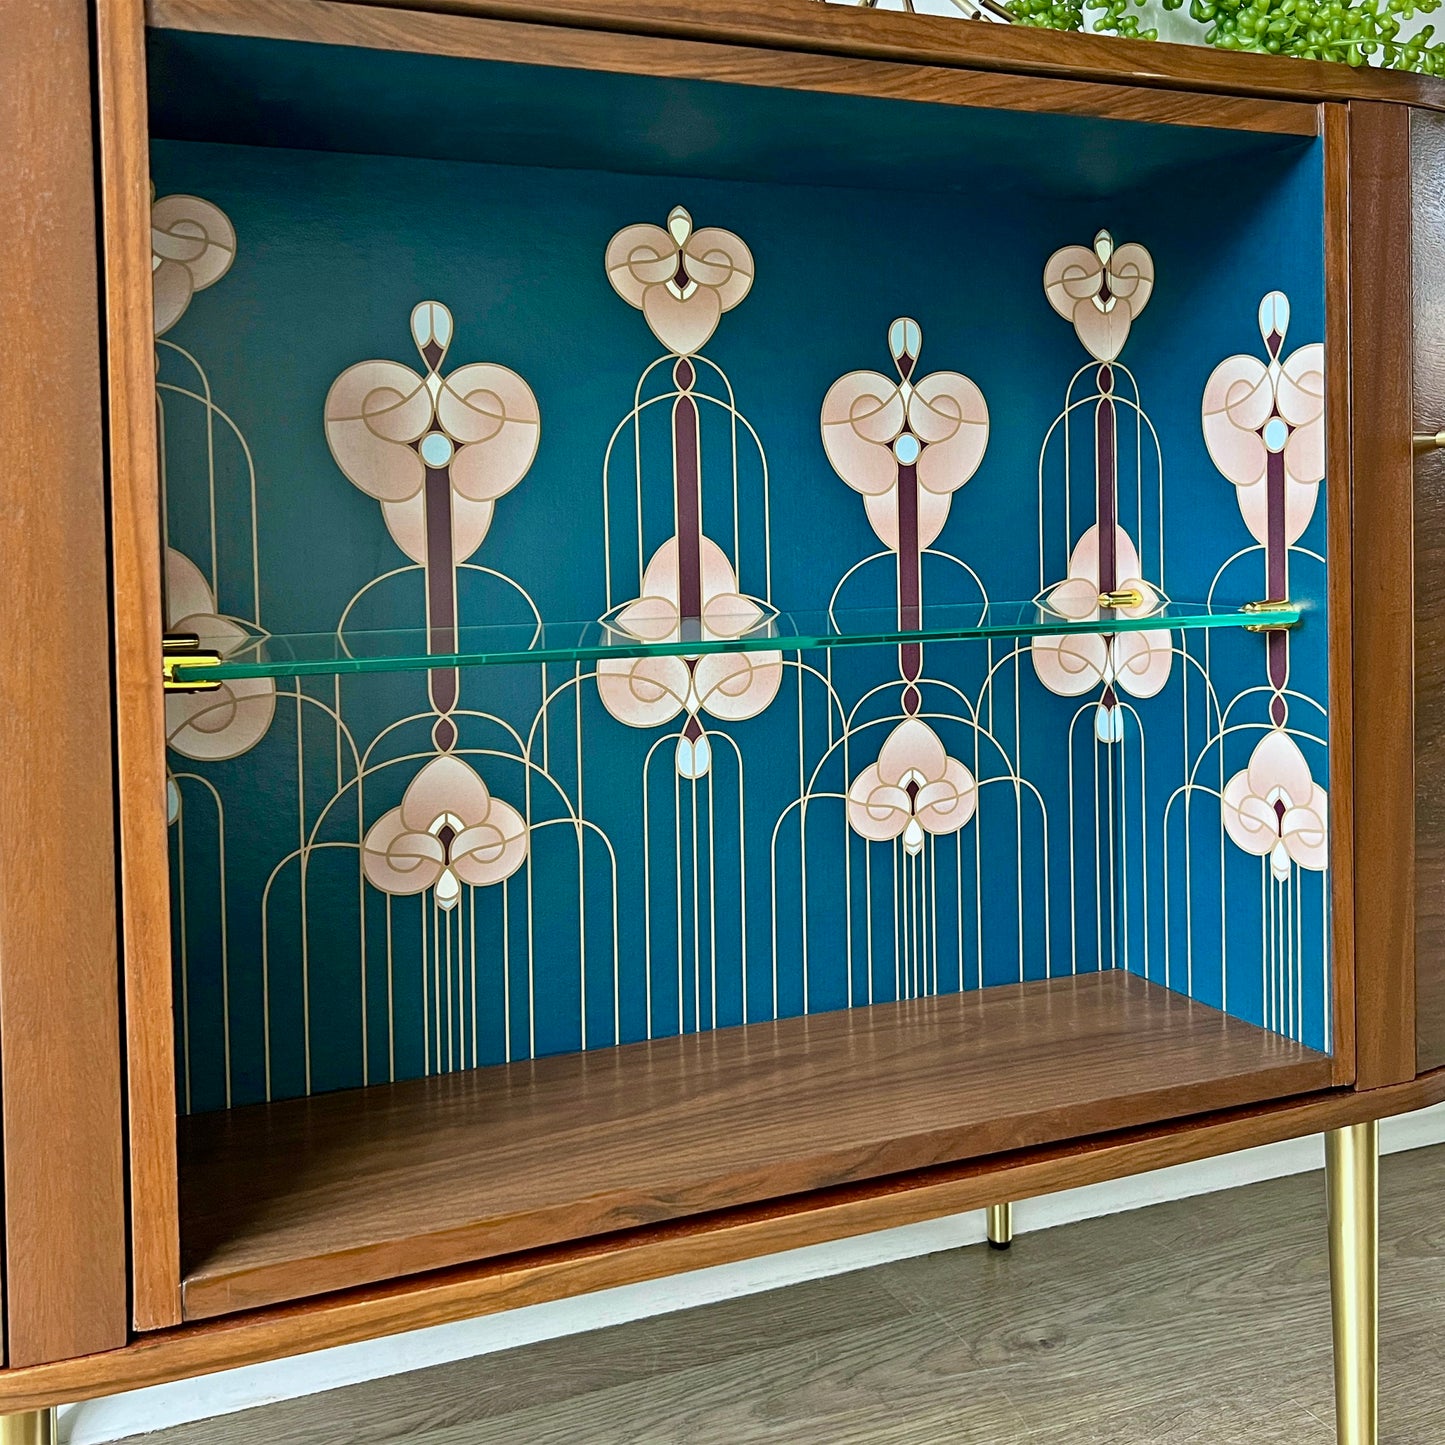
left=986, top=1202, right=1013, bottom=1250
left=1327, top=1121, right=1379, bottom=1445
left=0, top=1410, right=55, bottom=1445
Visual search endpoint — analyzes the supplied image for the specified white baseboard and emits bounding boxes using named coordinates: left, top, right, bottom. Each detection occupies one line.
left=61, top=1102, right=1445, bottom=1444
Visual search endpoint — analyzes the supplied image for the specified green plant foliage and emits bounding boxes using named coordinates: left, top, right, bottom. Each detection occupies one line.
left=1089, top=0, right=1161, bottom=37
left=1003, top=0, right=1445, bottom=69
left=1006, top=0, right=1088, bottom=30
left=1169, top=0, right=1445, bottom=69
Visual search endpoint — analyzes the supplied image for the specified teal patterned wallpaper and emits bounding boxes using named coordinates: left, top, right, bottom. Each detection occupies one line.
left=151, top=123, right=1329, bottom=1114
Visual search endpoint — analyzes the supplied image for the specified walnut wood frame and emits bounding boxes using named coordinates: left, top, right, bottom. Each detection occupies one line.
left=151, top=0, right=1321, bottom=135
left=1348, top=101, right=1419, bottom=1090
left=99, top=0, right=187, bottom=1336
left=0, top=0, right=1422, bottom=1406
left=1410, top=107, right=1445, bottom=1074
left=163, top=0, right=1445, bottom=110
left=0, top=0, right=129, bottom=1369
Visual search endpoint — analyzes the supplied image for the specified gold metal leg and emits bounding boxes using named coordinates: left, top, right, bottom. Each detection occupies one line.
left=1327, top=1121, right=1379, bottom=1445
left=986, top=1202, right=1013, bottom=1251
left=0, top=1410, right=55, bottom=1445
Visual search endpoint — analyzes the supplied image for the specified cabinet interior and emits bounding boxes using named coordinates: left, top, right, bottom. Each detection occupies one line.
left=146, top=25, right=1336, bottom=1317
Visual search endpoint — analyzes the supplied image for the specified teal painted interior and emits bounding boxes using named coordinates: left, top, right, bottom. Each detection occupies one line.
left=149, top=41, right=1330, bottom=1114
left=147, top=28, right=1312, bottom=197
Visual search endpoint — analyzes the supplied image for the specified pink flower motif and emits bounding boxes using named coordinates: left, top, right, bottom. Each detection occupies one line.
left=363, top=754, right=527, bottom=909
left=1222, top=729, right=1328, bottom=883
left=821, top=318, right=989, bottom=551
left=1031, top=524, right=1171, bottom=703
left=1203, top=292, right=1324, bottom=545
left=598, top=538, right=782, bottom=776
left=605, top=207, right=754, bottom=356
left=847, top=719, right=977, bottom=856
left=164, top=548, right=275, bottom=762
left=152, top=194, right=236, bottom=336
left=324, top=302, right=540, bottom=565
left=1044, top=230, right=1154, bottom=362
left=607, top=537, right=771, bottom=644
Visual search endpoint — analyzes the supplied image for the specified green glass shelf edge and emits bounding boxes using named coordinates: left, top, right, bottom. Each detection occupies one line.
left=173, top=600, right=1304, bottom=683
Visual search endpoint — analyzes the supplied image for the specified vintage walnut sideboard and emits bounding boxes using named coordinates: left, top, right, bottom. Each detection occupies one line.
left=5, top=0, right=1445, bottom=1440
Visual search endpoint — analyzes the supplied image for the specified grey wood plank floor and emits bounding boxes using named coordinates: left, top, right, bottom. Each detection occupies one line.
left=124, top=1144, right=1445, bottom=1444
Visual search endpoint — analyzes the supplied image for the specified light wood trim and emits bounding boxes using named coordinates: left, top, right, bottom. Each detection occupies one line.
left=326, top=0, right=1445, bottom=110
left=1324, top=101, right=1356, bottom=1088
left=148, top=0, right=1319, bottom=136
left=0, top=0, right=129, bottom=1366
left=3, top=1072, right=1445, bottom=1412
left=97, top=0, right=185, bottom=1332
left=1349, top=100, right=1417, bottom=1090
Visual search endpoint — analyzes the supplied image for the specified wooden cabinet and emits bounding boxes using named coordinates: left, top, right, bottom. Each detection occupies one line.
left=3, top=0, right=1445, bottom=1436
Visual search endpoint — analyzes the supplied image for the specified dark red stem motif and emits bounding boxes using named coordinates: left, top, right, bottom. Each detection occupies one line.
left=1263, top=323, right=1290, bottom=729
left=416, top=337, right=460, bottom=753
left=1097, top=363, right=1119, bottom=718
left=893, top=337, right=923, bottom=719
left=673, top=356, right=706, bottom=735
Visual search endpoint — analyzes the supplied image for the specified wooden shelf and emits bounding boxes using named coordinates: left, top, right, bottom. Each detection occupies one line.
left=178, top=972, right=1331, bottom=1320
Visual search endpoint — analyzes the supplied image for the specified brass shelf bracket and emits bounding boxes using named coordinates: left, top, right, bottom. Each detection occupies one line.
left=163, top=633, right=223, bottom=693
left=1098, top=588, right=1144, bottom=609
left=1242, top=599, right=1298, bottom=632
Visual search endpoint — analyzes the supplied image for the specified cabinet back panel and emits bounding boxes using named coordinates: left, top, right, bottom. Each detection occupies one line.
left=149, top=122, right=1330, bottom=1113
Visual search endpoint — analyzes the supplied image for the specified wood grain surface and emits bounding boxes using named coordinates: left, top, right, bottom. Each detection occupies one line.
left=148, top=0, right=1318, bottom=137
left=0, top=0, right=130, bottom=1365
left=1324, top=101, right=1356, bottom=1087
left=178, top=974, right=1331, bottom=1320
left=5, top=1064, right=1445, bottom=1414
left=97, top=0, right=186, bottom=1334
left=152, top=0, right=1445, bottom=110
left=55, top=0, right=1424, bottom=1401
left=1349, top=101, right=1418, bottom=1091
left=1413, top=107, right=1445, bottom=1073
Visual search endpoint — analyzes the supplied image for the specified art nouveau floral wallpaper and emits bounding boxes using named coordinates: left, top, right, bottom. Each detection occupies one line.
left=152, top=138, right=1330, bottom=1113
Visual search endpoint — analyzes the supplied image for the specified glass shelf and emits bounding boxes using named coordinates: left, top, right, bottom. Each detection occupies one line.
left=170, top=600, right=1302, bottom=684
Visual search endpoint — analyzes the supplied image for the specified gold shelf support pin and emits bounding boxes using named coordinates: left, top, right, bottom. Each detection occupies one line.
left=162, top=633, right=223, bottom=693
left=1242, top=599, right=1298, bottom=633
left=1097, top=588, right=1144, bottom=610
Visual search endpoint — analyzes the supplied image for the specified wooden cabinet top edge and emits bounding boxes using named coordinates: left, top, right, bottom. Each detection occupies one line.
left=143, top=0, right=1323, bottom=137
left=147, top=0, right=1445, bottom=112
